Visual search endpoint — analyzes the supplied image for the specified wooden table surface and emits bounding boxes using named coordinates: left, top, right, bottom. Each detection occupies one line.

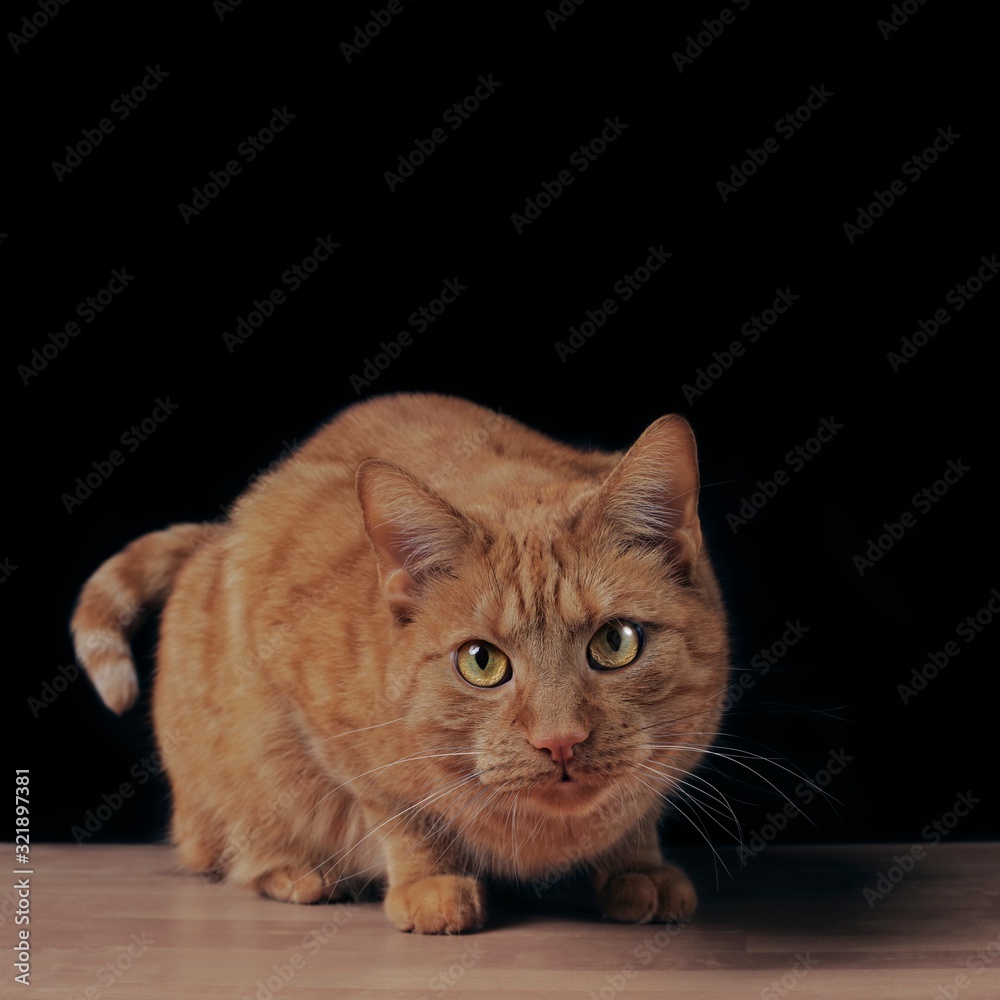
left=6, top=841, right=999, bottom=999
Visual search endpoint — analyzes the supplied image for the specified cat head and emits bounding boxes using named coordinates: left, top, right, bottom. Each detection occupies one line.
left=354, top=414, right=729, bottom=858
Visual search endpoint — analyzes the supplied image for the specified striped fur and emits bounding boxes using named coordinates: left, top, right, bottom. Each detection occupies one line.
left=70, top=394, right=729, bottom=932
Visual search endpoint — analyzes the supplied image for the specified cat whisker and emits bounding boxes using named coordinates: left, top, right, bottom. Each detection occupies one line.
left=305, top=771, right=484, bottom=886
left=305, top=749, right=481, bottom=818
left=341, top=778, right=493, bottom=897
left=431, top=785, right=505, bottom=867
left=673, top=731, right=846, bottom=815
left=637, top=706, right=725, bottom=733
left=504, top=790, right=521, bottom=879
left=318, top=771, right=486, bottom=895
left=372, top=778, right=508, bottom=890
left=633, top=775, right=733, bottom=879
left=638, top=763, right=744, bottom=855
left=319, top=717, right=404, bottom=743
left=517, top=803, right=549, bottom=863
left=646, top=743, right=823, bottom=826
left=666, top=783, right=739, bottom=886
left=640, top=760, right=741, bottom=828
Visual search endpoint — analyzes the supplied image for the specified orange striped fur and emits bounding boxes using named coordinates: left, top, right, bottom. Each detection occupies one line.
left=71, top=394, right=729, bottom=932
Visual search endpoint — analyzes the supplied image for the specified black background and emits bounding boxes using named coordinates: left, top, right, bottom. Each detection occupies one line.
left=8, top=0, right=996, bottom=861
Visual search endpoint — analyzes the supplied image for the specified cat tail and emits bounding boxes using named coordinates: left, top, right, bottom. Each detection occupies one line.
left=70, top=522, right=220, bottom=714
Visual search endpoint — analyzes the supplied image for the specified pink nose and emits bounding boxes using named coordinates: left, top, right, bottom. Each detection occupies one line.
left=532, top=732, right=589, bottom=768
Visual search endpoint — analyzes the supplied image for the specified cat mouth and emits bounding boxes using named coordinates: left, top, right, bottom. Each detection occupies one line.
left=550, top=778, right=588, bottom=794
left=529, top=771, right=604, bottom=812
left=535, top=763, right=582, bottom=787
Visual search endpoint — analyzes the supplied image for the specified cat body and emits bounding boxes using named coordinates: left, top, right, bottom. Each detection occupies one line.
left=72, top=393, right=729, bottom=932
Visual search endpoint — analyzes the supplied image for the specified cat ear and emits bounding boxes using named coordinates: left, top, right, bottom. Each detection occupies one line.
left=590, top=415, right=704, bottom=576
left=356, top=458, right=477, bottom=618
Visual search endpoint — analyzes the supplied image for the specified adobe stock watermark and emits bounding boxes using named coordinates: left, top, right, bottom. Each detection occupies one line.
left=17, top=268, right=135, bottom=385
left=852, top=457, right=970, bottom=575
left=412, top=942, right=487, bottom=999
left=29, top=599, right=143, bottom=716
left=206, top=770, right=313, bottom=886
left=384, top=74, right=501, bottom=192
left=233, top=567, right=346, bottom=686
left=0, top=557, right=16, bottom=586
left=716, top=85, right=834, bottom=202
left=726, top=416, right=844, bottom=533
left=6, top=873, right=30, bottom=949
left=842, top=126, right=961, bottom=244
left=244, top=438, right=300, bottom=489
left=544, top=0, right=587, bottom=31
left=585, top=919, right=691, bottom=1000
left=178, top=106, right=297, bottom=224
left=671, top=0, right=753, bottom=73
left=51, top=66, right=170, bottom=182
left=178, top=437, right=302, bottom=570
left=71, top=730, right=188, bottom=843
left=238, top=908, right=359, bottom=1000
left=877, top=0, right=930, bottom=40
left=1, top=886, right=20, bottom=929
left=718, top=618, right=809, bottom=712
left=222, top=235, right=340, bottom=352
left=760, top=954, right=821, bottom=999
left=349, top=277, right=467, bottom=394
left=212, top=0, right=246, bottom=20
left=340, top=0, right=416, bottom=63
left=13, top=922, right=30, bottom=986
left=61, top=397, right=181, bottom=514
left=65, top=932, right=154, bottom=1000
left=8, top=0, right=72, bottom=54
left=887, top=253, right=997, bottom=372
left=681, top=286, right=798, bottom=401
left=510, top=117, right=628, bottom=234
left=739, top=748, right=853, bottom=863
left=554, top=246, right=672, bottom=362
left=896, top=587, right=1000, bottom=705
left=529, top=810, right=621, bottom=899
left=934, top=931, right=1000, bottom=999
left=862, top=790, right=980, bottom=908
left=425, top=407, right=511, bottom=492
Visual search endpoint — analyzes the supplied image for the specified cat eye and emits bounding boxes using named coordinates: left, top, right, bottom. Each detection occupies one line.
left=588, top=620, right=643, bottom=670
left=455, top=640, right=512, bottom=688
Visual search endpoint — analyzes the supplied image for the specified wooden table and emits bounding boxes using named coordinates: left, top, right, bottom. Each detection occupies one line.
left=8, top=841, right=999, bottom=998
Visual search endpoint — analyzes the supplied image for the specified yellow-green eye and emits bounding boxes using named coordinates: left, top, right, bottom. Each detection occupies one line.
left=456, top=640, right=512, bottom=687
left=588, top=620, right=643, bottom=670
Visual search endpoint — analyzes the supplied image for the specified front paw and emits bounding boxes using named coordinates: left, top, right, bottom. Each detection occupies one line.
left=384, top=875, right=486, bottom=934
left=598, top=864, right=697, bottom=924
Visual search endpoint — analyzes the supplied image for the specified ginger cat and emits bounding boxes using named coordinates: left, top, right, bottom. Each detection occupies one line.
left=72, top=393, right=729, bottom=933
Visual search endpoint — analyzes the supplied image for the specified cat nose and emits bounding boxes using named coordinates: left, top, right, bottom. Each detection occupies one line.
left=531, top=731, right=589, bottom=768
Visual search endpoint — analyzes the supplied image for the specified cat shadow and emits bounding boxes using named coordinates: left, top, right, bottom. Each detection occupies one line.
left=485, top=870, right=604, bottom=930
left=670, top=843, right=956, bottom=938
left=482, top=845, right=940, bottom=936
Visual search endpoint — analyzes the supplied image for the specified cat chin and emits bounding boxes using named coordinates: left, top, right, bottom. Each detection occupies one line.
left=526, top=778, right=609, bottom=817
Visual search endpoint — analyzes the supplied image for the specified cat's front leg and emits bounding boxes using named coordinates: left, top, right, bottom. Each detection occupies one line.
left=366, top=804, right=486, bottom=934
left=591, top=815, right=697, bottom=924
left=385, top=874, right=486, bottom=934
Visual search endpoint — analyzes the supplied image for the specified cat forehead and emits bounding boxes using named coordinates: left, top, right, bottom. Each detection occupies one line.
left=467, top=528, right=654, bottom=643
left=463, top=478, right=599, bottom=536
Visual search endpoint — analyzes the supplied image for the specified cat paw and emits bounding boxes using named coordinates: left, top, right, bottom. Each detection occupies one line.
left=384, top=875, right=486, bottom=934
left=253, top=866, right=346, bottom=904
left=598, top=864, right=697, bottom=924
